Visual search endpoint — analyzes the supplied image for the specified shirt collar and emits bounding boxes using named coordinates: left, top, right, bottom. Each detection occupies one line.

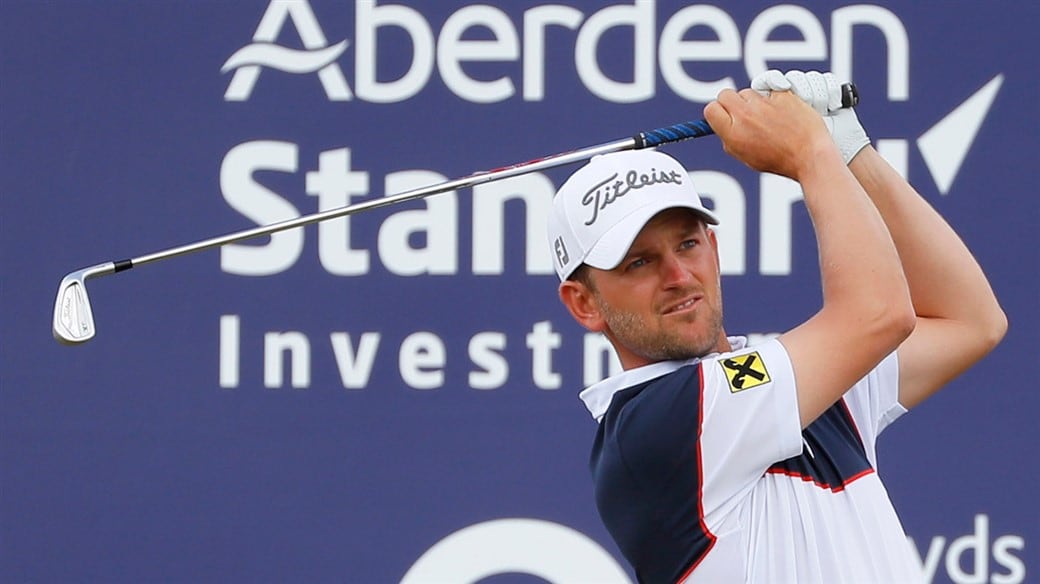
left=578, top=336, right=748, bottom=422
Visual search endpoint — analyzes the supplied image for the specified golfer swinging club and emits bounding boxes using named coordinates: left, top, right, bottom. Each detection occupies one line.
left=548, top=70, right=1006, bottom=582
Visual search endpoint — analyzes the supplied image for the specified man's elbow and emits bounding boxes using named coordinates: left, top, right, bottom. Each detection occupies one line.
left=978, top=305, right=1008, bottom=354
left=874, top=296, right=917, bottom=351
left=847, top=297, right=916, bottom=355
left=889, top=303, right=918, bottom=347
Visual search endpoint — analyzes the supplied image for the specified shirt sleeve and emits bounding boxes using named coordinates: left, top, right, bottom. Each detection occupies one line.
left=697, top=339, right=803, bottom=515
left=840, top=350, right=905, bottom=468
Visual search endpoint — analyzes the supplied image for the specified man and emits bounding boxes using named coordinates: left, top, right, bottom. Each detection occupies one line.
left=546, top=71, right=1006, bottom=582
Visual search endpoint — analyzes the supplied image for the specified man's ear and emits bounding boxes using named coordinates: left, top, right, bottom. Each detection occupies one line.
left=559, top=280, right=606, bottom=333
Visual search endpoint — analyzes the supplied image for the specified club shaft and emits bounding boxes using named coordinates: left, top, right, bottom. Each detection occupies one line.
left=123, top=115, right=753, bottom=267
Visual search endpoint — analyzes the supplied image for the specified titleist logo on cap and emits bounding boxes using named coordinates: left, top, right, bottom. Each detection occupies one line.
left=581, top=167, right=685, bottom=225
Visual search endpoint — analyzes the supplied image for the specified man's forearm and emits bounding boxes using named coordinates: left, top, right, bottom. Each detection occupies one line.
left=848, top=146, right=1005, bottom=335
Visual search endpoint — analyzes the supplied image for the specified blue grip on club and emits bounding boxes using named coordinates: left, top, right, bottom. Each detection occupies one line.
left=635, top=119, right=715, bottom=149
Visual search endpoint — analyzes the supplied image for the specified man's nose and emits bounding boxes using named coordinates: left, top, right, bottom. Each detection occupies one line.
left=659, top=252, right=694, bottom=287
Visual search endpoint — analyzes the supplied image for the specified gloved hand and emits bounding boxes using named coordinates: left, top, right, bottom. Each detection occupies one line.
left=750, top=69, right=870, bottom=164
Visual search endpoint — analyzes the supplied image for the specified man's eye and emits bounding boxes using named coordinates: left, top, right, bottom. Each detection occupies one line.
left=627, top=258, right=647, bottom=270
left=680, top=239, right=698, bottom=250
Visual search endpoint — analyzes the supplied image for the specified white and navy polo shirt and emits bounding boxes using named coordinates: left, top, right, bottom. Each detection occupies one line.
left=579, top=337, right=923, bottom=583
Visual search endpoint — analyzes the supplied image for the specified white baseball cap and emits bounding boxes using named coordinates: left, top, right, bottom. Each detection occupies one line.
left=547, top=148, right=719, bottom=281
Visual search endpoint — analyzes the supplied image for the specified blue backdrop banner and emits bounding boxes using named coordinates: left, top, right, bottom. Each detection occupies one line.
left=2, top=1, right=1037, bottom=582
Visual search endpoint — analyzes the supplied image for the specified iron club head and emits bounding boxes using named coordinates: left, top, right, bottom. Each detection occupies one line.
left=52, top=263, right=116, bottom=344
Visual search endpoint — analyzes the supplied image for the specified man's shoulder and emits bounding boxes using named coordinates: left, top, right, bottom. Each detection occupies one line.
left=580, top=359, right=693, bottom=422
left=609, top=362, right=703, bottom=411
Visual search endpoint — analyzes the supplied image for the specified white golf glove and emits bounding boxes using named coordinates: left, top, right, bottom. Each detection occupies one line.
left=751, top=69, right=870, bottom=164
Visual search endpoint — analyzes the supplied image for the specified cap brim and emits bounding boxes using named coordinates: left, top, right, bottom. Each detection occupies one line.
left=583, top=202, right=718, bottom=271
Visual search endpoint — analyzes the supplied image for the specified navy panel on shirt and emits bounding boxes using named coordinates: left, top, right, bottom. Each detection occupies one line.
left=590, top=364, right=713, bottom=583
left=767, top=400, right=873, bottom=491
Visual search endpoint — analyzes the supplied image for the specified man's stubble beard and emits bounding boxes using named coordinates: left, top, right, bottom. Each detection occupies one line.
left=596, top=291, right=724, bottom=362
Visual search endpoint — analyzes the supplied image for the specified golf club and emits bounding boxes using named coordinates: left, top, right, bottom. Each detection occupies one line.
left=52, top=82, right=859, bottom=345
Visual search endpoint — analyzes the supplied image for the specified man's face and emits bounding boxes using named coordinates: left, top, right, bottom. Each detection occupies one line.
left=578, top=208, right=725, bottom=369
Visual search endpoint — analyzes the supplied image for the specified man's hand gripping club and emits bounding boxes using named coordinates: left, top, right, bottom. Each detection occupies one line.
left=703, top=84, right=842, bottom=182
left=752, top=69, right=871, bottom=165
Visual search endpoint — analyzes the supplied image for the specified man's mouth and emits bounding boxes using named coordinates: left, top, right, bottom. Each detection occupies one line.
left=663, top=295, right=701, bottom=315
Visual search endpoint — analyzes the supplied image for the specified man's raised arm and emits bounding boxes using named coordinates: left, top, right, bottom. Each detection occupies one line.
left=704, top=88, right=915, bottom=428
left=750, top=69, right=1006, bottom=411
